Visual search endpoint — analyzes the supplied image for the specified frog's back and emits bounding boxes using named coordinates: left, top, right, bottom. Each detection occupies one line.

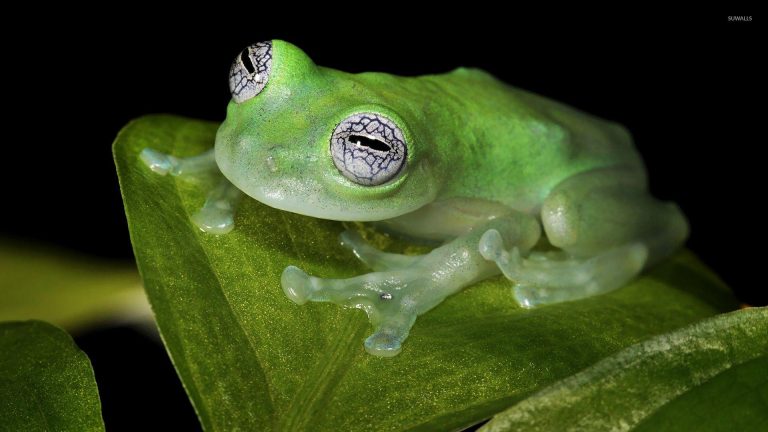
left=419, top=68, right=645, bottom=212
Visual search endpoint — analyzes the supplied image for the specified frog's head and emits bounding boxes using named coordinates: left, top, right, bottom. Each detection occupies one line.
left=215, top=40, right=440, bottom=221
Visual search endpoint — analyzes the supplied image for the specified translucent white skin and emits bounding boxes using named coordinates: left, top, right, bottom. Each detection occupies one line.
left=139, top=41, right=689, bottom=357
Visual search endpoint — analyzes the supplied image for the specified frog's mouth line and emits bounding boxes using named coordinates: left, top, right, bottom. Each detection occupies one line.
left=232, top=175, right=417, bottom=223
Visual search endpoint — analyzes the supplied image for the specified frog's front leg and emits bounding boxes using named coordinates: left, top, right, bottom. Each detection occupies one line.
left=140, top=148, right=242, bottom=234
left=188, top=177, right=242, bottom=234
left=338, top=231, right=421, bottom=271
left=140, top=148, right=218, bottom=177
left=281, top=213, right=541, bottom=357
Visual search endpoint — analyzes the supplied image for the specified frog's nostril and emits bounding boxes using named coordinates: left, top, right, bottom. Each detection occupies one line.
left=264, top=145, right=285, bottom=173
left=265, top=155, right=278, bottom=173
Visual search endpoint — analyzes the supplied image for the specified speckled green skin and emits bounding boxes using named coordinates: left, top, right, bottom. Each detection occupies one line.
left=141, top=40, right=689, bottom=357
left=216, top=41, right=643, bottom=220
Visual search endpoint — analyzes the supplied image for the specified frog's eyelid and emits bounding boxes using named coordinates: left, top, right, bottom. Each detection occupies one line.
left=330, top=113, right=407, bottom=186
left=229, top=41, right=272, bottom=103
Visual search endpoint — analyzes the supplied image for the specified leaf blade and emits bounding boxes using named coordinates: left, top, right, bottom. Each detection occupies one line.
left=0, top=244, right=145, bottom=331
left=635, top=355, right=768, bottom=432
left=480, top=307, right=768, bottom=432
left=0, top=321, right=104, bottom=432
left=115, top=115, right=740, bottom=431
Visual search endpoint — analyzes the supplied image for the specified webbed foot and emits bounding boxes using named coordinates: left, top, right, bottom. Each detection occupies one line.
left=281, top=263, right=420, bottom=357
left=281, top=230, right=472, bottom=356
left=479, top=229, right=648, bottom=307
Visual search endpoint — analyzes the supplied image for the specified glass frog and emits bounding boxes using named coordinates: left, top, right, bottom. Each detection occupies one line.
left=141, top=40, right=689, bottom=357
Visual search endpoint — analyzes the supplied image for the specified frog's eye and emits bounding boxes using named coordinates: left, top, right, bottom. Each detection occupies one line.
left=229, top=41, right=272, bottom=103
left=330, top=113, right=407, bottom=186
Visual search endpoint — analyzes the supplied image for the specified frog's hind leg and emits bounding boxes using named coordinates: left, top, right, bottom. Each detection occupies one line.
left=480, top=231, right=648, bottom=307
left=482, top=167, right=689, bottom=307
left=140, top=148, right=243, bottom=234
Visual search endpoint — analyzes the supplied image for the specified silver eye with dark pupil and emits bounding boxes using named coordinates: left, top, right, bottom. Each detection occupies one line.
left=330, top=113, right=407, bottom=186
left=229, top=41, right=272, bottom=103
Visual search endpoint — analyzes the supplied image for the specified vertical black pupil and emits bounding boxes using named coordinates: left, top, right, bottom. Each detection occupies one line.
left=240, top=49, right=256, bottom=74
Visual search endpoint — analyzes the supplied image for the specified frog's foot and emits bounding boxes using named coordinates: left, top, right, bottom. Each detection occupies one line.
left=479, top=229, right=648, bottom=308
left=281, top=264, right=432, bottom=357
left=339, top=230, right=420, bottom=271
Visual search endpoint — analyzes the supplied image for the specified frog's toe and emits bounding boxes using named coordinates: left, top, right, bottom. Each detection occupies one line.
left=191, top=206, right=234, bottom=235
left=364, top=331, right=403, bottom=357
left=363, top=309, right=418, bottom=357
left=479, top=229, right=505, bottom=261
left=480, top=229, right=522, bottom=274
left=140, top=148, right=178, bottom=175
left=281, top=266, right=312, bottom=305
left=513, top=283, right=546, bottom=308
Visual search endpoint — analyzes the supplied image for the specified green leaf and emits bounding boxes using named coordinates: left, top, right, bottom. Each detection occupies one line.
left=115, top=115, right=740, bottom=431
left=0, top=243, right=147, bottom=331
left=0, top=320, right=104, bottom=432
left=480, top=307, right=768, bottom=432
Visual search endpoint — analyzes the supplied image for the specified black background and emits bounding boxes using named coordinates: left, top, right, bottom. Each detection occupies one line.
left=3, top=13, right=761, bottom=431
